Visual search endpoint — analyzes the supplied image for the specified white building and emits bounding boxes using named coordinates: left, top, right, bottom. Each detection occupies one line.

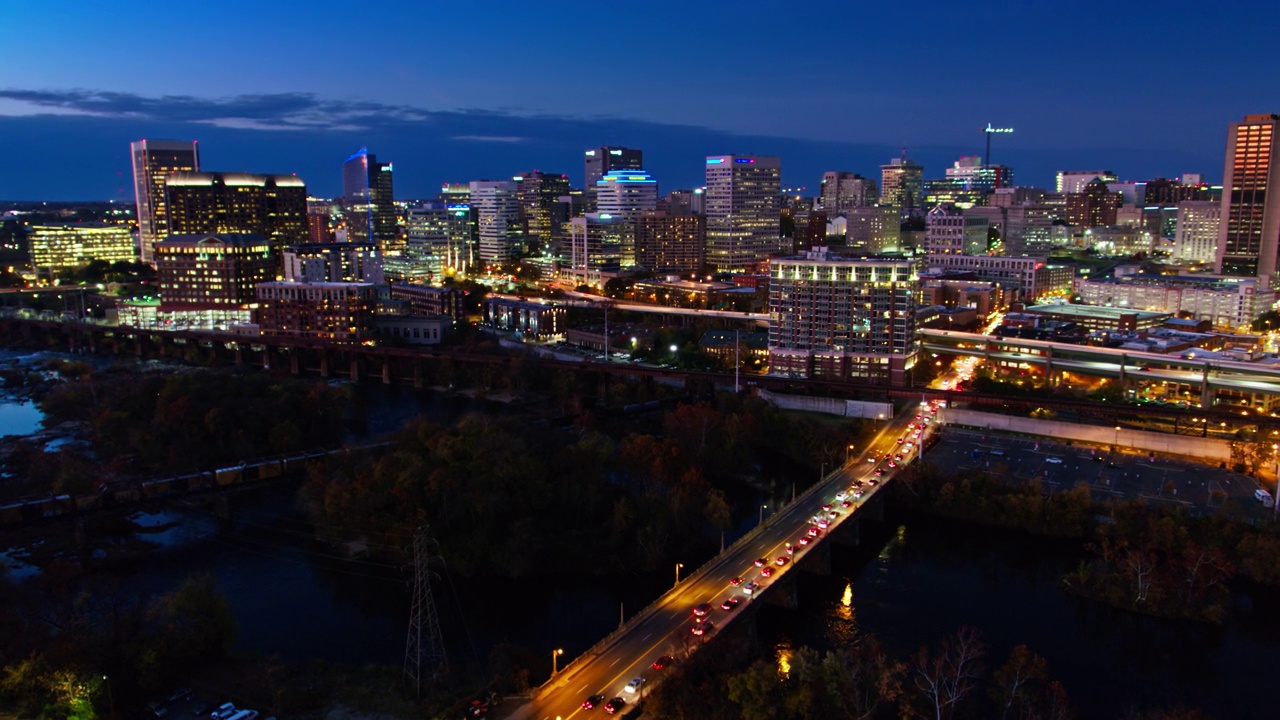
left=1075, top=274, right=1276, bottom=329
left=1083, top=226, right=1154, bottom=257
left=704, top=155, right=781, bottom=272
left=923, top=253, right=1072, bottom=301
left=1173, top=200, right=1221, bottom=265
left=469, top=180, right=521, bottom=265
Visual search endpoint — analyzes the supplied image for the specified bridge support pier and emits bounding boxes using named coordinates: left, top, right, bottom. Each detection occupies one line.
left=797, top=538, right=832, bottom=575
left=213, top=495, right=232, bottom=526
left=761, top=574, right=799, bottom=609
left=830, top=518, right=861, bottom=548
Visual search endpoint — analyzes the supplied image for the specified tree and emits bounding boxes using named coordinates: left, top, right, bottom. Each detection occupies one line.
left=911, top=626, right=986, bottom=720
left=989, top=645, right=1048, bottom=720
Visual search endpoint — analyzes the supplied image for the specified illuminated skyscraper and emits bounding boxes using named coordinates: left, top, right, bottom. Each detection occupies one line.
left=1174, top=200, right=1221, bottom=265
left=165, top=172, right=308, bottom=256
left=1216, top=114, right=1280, bottom=282
left=131, top=139, right=200, bottom=264
left=342, top=148, right=397, bottom=250
left=469, top=180, right=521, bottom=264
left=596, top=169, right=658, bottom=219
left=514, top=171, right=571, bottom=250
left=584, top=146, right=643, bottom=210
left=704, top=155, right=781, bottom=272
left=879, top=152, right=923, bottom=211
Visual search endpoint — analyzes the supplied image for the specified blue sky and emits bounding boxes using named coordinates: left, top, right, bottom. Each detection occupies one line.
left=1, top=0, right=1277, bottom=199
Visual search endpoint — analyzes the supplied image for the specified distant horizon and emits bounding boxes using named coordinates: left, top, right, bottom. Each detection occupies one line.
left=1, top=1, right=1272, bottom=201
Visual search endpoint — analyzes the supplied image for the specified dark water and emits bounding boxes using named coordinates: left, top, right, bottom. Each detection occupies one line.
left=756, top=516, right=1280, bottom=719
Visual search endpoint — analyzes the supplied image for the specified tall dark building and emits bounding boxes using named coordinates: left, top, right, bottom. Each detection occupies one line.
left=131, top=139, right=200, bottom=264
left=342, top=148, right=397, bottom=250
left=636, top=211, right=704, bottom=273
left=584, top=146, right=643, bottom=210
left=515, top=171, right=571, bottom=251
left=165, top=172, right=309, bottom=256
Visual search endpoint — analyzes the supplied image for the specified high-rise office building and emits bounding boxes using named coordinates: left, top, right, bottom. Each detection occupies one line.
left=514, top=171, right=571, bottom=250
left=131, top=139, right=200, bottom=264
left=1216, top=114, right=1280, bottom=281
left=569, top=213, right=630, bottom=274
left=165, top=172, right=308, bottom=256
left=342, top=148, right=397, bottom=250
left=584, top=146, right=643, bottom=190
left=944, top=156, right=1013, bottom=193
left=596, top=169, right=658, bottom=219
left=469, top=180, right=521, bottom=265
left=768, top=248, right=919, bottom=385
left=880, top=152, right=924, bottom=211
left=1174, top=200, right=1221, bottom=265
left=819, top=172, right=877, bottom=214
left=704, top=155, right=781, bottom=272
left=843, top=206, right=901, bottom=253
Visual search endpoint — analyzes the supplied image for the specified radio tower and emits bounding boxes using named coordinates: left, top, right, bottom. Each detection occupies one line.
left=404, top=525, right=448, bottom=695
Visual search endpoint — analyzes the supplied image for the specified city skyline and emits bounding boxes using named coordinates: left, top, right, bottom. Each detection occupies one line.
left=2, top=0, right=1277, bottom=199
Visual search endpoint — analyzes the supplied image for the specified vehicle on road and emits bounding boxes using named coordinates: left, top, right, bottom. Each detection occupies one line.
left=624, top=677, right=645, bottom=694
left=776, top=556, right=789, bottom=566
left=582, top=694, right=605, bottom=709
left=1046, top=457, right=1063, bottom=464
left=604, top=697, right=626, bottom=714
left=693, top=603, right=712, bottom=617
left=653, top=656, right=674, bottom=670
left=720, top=598, right=740, bottom=611
left=210, top=704, right=236, bottom=720
left=760, top=566, right=774, bottom=577
left=753, top=558, right=767, bottom=567
left=798, top=535, right=811, bottom=546
left=743, top=581, right=760, bottom=595
left=874, top=469, right=885, bottom=476
left=729, top=576, right=743, bottom=586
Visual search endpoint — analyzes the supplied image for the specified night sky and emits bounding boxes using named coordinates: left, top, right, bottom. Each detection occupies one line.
left=1, top=0, right=1277, bottom=200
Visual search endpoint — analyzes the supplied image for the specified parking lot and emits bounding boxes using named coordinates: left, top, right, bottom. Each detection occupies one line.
left=925, top=426, right=1273, bottom=520
left=137, top=690, right=273, bottom=720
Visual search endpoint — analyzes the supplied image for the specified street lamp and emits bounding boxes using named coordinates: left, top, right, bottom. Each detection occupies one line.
left=1114, top=426, right=1120, bottom=451
left=845, top=443, right=855, bottom=464
left=102, top=675, right=114, bottom=718
left=552, top=648, right=564, bottom=675
left=675, top=563, right=684, bottom=585
left=759, top=504, right=767, bottom=525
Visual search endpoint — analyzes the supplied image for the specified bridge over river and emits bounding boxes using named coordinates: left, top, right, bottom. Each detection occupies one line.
left=501, top=398, right=941, bottom=720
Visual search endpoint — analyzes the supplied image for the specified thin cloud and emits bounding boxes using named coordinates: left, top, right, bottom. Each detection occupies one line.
left=451, top=135, right=526, bottom=143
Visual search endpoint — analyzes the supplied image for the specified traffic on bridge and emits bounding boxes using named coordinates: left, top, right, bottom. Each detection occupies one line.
left=513, top=399, right=944, bottom=720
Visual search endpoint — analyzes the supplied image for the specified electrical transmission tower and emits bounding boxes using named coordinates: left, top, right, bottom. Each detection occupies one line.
left=404, top=525, right=448, bottom=695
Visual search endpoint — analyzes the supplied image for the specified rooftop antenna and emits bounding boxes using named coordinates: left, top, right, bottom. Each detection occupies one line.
left=983, top=123, right=1014, bottom=187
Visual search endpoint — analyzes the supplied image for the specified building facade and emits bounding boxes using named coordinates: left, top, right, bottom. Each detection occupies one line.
left=925, top=205, right=989, bottom=255
left=923, top=254, right=1072, bottom=301
left=1173, top=200, right=1221, bottom=264
left=819, top=172, right=878, bottom=213
left=255, top=281, right=377, bottom=342
left=1056, top=170, right=1118, bottom=194
left=584, top=146, right=643, bottom=210
left=768, top=248, right=918, bottom=385
left=704, top=155, right=781, bottom=272
left=342, top=148, right=397, bottom=250
left=1075, top=274, right=1276, bottom=329
left=514, top=171, right=571, bottom=250
left=165, top=172, right=308, bottom=255
left=1216, top=114, right=1280, bottom=282
left=469, top=180, right=522, bottom=265
left=282, top=242, right=383, bottom=284
left=880, top=153, right=924, bottom=211
left=596, top=169, right=658, bottom=219
left=28, top=223, right=136, bottom=272
left=154, top=233, right=274, bottom=328
left=131, top=139, right=200, bottom=264
left=843, top=205, right=901, bottom=253
left=1065, top=178, right=1122, bottom=228
left=635, top=211, right=704, bottom=273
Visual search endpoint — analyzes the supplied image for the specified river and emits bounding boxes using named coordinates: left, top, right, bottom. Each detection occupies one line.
left=756, top=515, right=1280, bottom=719
left=5, top=363, right=1280, bottom=714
